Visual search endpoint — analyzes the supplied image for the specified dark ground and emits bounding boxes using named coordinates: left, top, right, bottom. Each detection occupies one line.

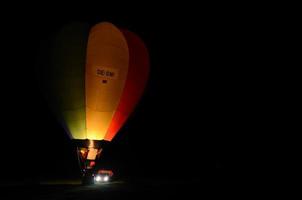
left=0, top=179, right=202, bottom=199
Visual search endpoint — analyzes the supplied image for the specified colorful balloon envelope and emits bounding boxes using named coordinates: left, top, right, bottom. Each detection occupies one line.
left=41, top=22, right=149, bottom=143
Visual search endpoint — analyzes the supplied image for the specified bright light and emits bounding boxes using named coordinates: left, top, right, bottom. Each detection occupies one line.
left=95, top=175, right=102, bottom=182
left=89, top=140, right=94, bottom=148
left=103, top=176, right=109, bottom=182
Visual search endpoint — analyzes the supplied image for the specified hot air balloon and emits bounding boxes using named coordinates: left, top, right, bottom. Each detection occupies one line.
left=38, top=22, right=149, bottom=183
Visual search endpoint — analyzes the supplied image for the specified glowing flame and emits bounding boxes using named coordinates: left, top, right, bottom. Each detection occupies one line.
left=89, top=140, right=94, bottom=148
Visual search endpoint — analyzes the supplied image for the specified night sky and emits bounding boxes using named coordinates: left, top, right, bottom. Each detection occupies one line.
left=0, top=6, right=274, bottom=182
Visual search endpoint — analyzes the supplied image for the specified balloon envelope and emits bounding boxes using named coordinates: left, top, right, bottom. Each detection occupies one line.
left=40, top=22, right=149, bottom=142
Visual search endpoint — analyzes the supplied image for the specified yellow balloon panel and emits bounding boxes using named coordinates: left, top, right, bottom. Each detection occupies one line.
left=42, top=23, right=90, bottom=140
left=62, top=109, right=87, bottom=139
left=85, top=22, right=129, bottom=140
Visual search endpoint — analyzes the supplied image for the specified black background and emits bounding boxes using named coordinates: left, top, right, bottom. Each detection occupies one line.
left=0, top=5, right=282, bottom=182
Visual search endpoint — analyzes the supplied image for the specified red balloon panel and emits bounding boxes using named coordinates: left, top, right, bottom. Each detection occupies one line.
left=104, top=30, right=149, bottom=141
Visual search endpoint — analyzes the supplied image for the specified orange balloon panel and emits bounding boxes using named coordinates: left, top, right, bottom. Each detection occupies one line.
left=85, top=22, right=129, bottom=140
